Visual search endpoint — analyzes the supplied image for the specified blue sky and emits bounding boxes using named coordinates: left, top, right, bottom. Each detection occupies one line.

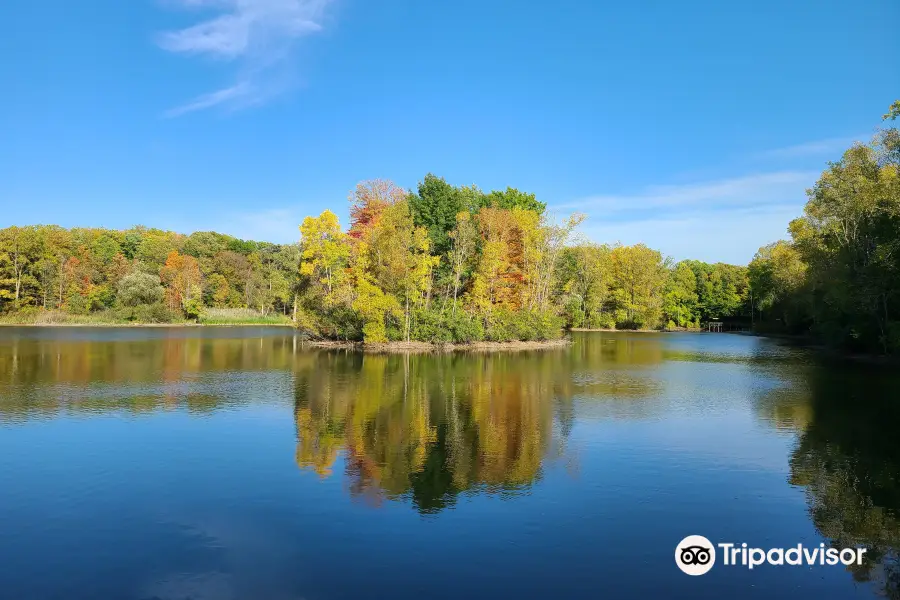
left=1, top=0, right=897, bottom=264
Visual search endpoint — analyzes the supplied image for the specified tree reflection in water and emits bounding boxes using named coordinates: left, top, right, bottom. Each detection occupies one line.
left=761, top=359, right=900, bottom=598
left=292, top=350, right=576, bottom=514
left=6, top=328, right=898, bottom=595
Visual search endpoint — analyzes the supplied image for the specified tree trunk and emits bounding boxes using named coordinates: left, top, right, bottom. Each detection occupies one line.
left=58, top=258, right=65, bottom=308
left=405, top=295, right=410, bottom=342
left=13, top=250, right=21, bottom=302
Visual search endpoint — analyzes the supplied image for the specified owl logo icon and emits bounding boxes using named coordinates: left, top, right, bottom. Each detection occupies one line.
left=675, top=535, right=716, bottom=575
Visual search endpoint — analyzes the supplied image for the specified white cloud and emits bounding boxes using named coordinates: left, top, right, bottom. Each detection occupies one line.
left=555, top=170, right=816, bottom=213
left=754, top=134, right=868, bottom=160
left=576, top=204, right=801, bottom=265
left=162, top=82, right=253, bottom=117
left=158, top=0, right=334, bottom=115
left=552, top=170, right=819, bottom=265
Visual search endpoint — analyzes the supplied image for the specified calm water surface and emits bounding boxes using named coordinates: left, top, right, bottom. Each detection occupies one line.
left=1, top=328, right=898, bottom=600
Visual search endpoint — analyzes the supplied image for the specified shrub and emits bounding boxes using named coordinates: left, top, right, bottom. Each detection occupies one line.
left=363, top=320, right=389, bottom=343
left=587, top=312, right=616, bottom=330
left=485, top=308, right=564, bottom=342
left=64, top=293, right=90, bottom=315
left=411, top=303, right=485, bottom=343
left=182, top=298, right=203, bottom=320
left=132, top=302, right=177, bottom=323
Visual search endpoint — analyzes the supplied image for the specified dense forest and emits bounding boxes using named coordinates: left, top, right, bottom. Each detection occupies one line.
left=1, top=102, right=897, bottom=351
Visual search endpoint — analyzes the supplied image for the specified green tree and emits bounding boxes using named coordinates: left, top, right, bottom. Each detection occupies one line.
left=789, top=135, right=899, bottom=352
left=409, top=174, right=473, bottom=258
left=116, top=271, right=165, bottom=307
left=559, top=243, right=613, bottom=328
left=663, top=261, right=699, bottom=328
left=884, top=99, right=900, bottom=121
left=485, top=187, right=546, bottom=214
left=748, top=241, right=807, bottom=331
left=609, top=244, right=667, bottom=328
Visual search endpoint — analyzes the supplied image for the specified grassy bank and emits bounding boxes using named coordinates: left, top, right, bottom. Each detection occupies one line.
left=0, top=308, right=293, bottom=327
left=197, top=308, right=293, bottom=326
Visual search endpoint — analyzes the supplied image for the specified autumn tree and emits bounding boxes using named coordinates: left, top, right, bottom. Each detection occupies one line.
left=468, top=207, right=524, bottom=312
left=559, top=243, right=613, bottom=328
left=0, top=226, right=41, bottom=308
left=300, top=210, right=350, bottom=303
left=363, top=200, right=439, bottom=341
left=448, top=211, right=479, bottom=306
left=520, top=211, right=584, bottom=311
left=348, top=179, right=406, bottom=240
left=350, top=241, right=402, bottom=342
left=609, top=244, right=667, bottom=329
left=159, top=250, right=203, bottom=316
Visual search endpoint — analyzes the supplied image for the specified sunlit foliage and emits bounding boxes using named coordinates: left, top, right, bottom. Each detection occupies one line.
left=748, top=101, right=900, bottom=353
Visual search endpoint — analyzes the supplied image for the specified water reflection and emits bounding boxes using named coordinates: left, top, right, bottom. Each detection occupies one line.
left=758, top=359, right=900, bottom=598
left=3, top=327, right=900, bottom=598
left=0, top=328, right=579, bottom=515
left=292, top=351, right=574, bottom=513
left=0, top=328, right=299, bottom=421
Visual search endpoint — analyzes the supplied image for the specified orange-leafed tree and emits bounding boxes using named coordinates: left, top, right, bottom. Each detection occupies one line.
left=468, top=207, right=526, bottom=311
left=348, top=179, right=406, bottom=241
left=160, top=250, right=203, bottom=312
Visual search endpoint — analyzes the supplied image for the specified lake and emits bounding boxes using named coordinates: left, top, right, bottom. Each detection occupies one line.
left=1, top=327, right=898, bottom=600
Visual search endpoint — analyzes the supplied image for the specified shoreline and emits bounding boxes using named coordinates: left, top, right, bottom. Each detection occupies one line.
left=732, top=330, right=900, bottom=366
left=0, top=322, right=295, bottom=328
left=570, top=327, right=692, bottom=333
left=0, top=323, right=572, bottom=352
left=304, top=339, right=572, bottom=353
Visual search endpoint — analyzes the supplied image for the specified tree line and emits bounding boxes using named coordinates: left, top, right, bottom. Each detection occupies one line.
left=748, top=102, right=900, bottom=354
left=0, top=175, right=758, bottom=339
left=0, top=225, right=300, bottom=323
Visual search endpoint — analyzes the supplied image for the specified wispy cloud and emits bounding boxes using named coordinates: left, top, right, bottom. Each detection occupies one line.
left=555, top=170, right=816, bottom=215
left=157, top=0, right=335, bottom=116
left=754, top=135, right=867, bottom=160
left=552, top=170, right=819, bottom=264
left=576, top=204, right=800, bottom=264
left=162, top=82, right=253, bottom=117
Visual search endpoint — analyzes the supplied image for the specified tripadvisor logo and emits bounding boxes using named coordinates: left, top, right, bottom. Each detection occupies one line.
left=676, top=535, right=716, bottom=576
left=675, top=535, right=868, bottom=576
